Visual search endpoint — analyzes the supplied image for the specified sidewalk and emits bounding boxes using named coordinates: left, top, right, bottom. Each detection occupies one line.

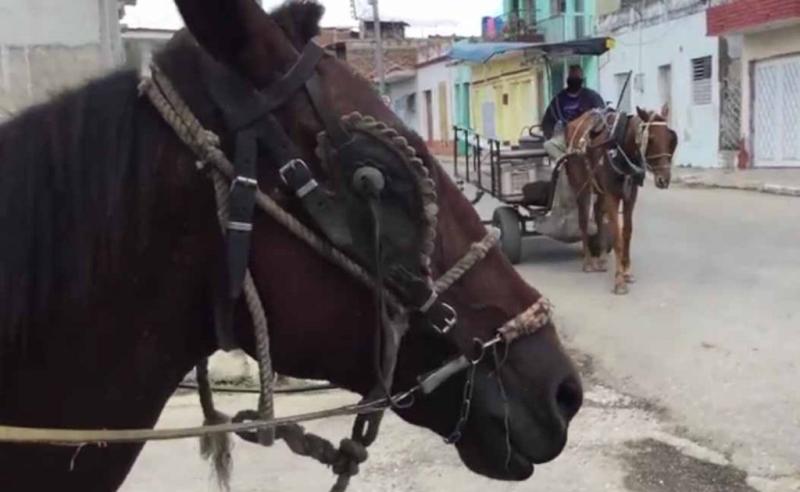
left=436, top=154, right=800, bottom=198
left=673, top=167, right=800, bottom=197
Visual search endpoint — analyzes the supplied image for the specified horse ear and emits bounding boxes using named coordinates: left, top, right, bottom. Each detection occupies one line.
left=271, top=1, right=325, bottom=48
left=660, top=103, right=670, bottom=119
left=174, top=0, right=296, bottom=84
left=636, top=106, right=650, bottom=121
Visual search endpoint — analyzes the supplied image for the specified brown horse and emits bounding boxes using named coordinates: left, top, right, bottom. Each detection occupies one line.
left=564, top=105, right=677, bottom=295
left=0, top=1, right=582, bottom=490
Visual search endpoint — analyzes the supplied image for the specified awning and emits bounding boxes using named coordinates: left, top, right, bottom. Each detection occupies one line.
left=448, top=37, right=615, bottom=63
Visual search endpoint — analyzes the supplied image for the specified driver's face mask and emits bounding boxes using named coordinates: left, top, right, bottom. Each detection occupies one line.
left=566, top=76, right=584, bottom=92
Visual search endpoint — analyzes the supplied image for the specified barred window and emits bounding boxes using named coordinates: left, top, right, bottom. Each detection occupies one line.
left=692, top=56, right=713, bottom=105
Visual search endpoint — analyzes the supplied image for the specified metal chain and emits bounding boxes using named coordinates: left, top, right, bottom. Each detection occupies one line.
left=445, top=362, right=477, bottom=445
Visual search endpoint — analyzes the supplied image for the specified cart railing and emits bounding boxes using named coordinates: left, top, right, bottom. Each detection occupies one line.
left=453, top=126, right=503, bottom=198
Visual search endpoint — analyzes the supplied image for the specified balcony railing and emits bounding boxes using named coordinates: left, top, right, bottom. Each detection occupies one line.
left=484, top=11, right=596, bottom=43
left=536, top=13, right=596, bottom=43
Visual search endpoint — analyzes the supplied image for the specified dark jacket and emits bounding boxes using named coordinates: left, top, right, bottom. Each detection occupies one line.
left=541, top=87, right=605, bottom=139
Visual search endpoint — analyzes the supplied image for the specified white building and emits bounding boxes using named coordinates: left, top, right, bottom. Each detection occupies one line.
left=415, top=42, right=457, bottom=155
left=386, top=69, right=419, bottom=134
left=0, top=0, right=132, bottom=117
left=597, top=0, right=733, bottom=168
left=386, top=39, right=458, bottom=155
left=708, top=0, right=800, bottom=168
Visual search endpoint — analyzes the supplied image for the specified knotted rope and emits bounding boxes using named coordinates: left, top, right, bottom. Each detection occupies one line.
left=141, top=67, right=372, bottom=488
left=137, top=64, right=554, bottom=492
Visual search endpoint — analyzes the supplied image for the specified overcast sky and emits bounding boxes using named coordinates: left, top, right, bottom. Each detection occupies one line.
left=122, top=0, right=497, bottom=37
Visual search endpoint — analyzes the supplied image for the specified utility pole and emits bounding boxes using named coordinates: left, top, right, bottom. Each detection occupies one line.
left=368, top=0, right=386, bottom=96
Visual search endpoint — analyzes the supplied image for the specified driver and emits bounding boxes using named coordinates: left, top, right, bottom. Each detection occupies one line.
left=541, top=65, right=605, bottom=162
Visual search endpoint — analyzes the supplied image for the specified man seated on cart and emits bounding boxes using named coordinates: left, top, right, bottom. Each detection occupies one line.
left=535, top=64, right=604, bottom=243
left=541, top=64, right=605, bottom=163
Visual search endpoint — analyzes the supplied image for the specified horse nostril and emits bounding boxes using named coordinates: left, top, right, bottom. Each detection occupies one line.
left=555, top=375, right=583, bottom=422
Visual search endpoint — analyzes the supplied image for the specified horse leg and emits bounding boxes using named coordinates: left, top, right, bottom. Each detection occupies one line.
left=622, top=189, right=637, bottom=284
left=565, top=156, right=598, bottom=273
left=593, top=191, right=608, bottom=272
left=577, top=188, right=597, bottom=273
left=605, top=194, right=627, bottom=295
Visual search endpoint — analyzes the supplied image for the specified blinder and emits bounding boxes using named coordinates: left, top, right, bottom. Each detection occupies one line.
left=201, top=41, right=458, bottom=353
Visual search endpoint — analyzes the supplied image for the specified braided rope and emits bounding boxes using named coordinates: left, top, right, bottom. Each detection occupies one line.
left=243, top=270, right=276, bottom=445
left=144, top=70, right=277, bottom=460
left=434, top=228, right=501, bottom=294
left=498, top=297, right=554, bottom=343
left=141, top=67, right=394, bottom=490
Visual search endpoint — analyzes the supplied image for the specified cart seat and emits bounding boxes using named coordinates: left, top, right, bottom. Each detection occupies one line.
left=519, top=134, right=546, bottom=149
left=498, top=148, right=549, bottom=160
left=521, top=181, right=553, bottom=207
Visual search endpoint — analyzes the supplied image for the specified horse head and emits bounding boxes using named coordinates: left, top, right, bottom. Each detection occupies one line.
left=170, top=0, right=583, bottom=480
left=636, top=106, right=678, bottom=189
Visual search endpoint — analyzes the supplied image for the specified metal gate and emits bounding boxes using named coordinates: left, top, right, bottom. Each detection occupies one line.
left=753, top=55, right=800, bottom=167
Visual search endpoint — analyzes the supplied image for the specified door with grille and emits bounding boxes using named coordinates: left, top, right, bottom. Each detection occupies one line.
left=753, top=55, right=800, bottom=167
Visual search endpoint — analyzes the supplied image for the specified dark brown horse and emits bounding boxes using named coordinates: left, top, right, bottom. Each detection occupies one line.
left=0, top=1, right=582, bottom=490
left=564, top=105, right=677, bottom=295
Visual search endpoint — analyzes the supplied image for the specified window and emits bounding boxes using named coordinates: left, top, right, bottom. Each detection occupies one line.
left=615, top=72, right=633, bottom=114
left=551, top=0, right=566, bottom=14
left=503, top=94, right=510, bottom=105
left=692, top=56, right=713, bottom=105
left=406, top=93, right=416, bottom=112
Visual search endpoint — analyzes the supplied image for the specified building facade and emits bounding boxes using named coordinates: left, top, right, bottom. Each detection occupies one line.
left=385, top=40, right=458, bottom=154
left=122, top=27, right=174, bottom=74
left=469, top=51, right=542, bottom=143
left=386, top=69, right=419, bottom=133
left=464, top=0, right=600, bottom=145
left=597, top=0, right=727, bottom=168
left=0, top=0, right=132, bottom=118
left=708, top=0, right=800, bottom=168
left=415, top=42, right=457, bottom=154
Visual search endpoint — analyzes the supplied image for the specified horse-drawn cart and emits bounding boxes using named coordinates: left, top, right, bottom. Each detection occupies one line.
left=453, top=126, right=577, bottom=264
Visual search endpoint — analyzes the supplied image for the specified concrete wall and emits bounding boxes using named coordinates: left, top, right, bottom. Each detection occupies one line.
left=387, top=75, right=419, bottom=134
left=0, top=0, right=123, bottom=117
left=416, top=59, right=455, bottom=153
left=741, top=24, right=800, bottom=151
left=598, top=10, right=722, bottom=168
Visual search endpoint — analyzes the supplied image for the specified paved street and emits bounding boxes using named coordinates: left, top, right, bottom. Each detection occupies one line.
left=124, top=182, right=800, bottom=492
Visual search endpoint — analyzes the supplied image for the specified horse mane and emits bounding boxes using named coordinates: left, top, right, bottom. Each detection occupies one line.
left=0, top=70, right=154, bottom=352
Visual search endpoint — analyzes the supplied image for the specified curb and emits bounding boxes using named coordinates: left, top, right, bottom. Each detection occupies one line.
left=675, top=176, right=800, bottom=197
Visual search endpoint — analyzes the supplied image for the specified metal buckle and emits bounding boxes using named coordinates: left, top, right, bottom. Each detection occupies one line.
left=279, top=159, right=318, bottom=198
left=432, top=302, right=457, bottom=335
left=227, top=221, right=253, bottom=232
left=231, top=175, right=258, bottom=191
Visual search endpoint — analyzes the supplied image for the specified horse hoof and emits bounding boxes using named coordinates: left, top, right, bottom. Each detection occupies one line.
left=614, top=284, right=629, bottom=295
left=624, top=273, right=636, bottom=284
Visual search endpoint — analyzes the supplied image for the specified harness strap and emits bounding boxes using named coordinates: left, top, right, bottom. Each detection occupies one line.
left=226, top=129, right=259, bottom=299
left=136, top=62, right=555, bottom=492
left=261, top=42, right=325, bottom=112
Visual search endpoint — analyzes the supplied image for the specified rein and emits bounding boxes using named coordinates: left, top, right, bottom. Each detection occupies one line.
left=0, top=42, right=554, bottom=491
left=573, top=111, right=674, bottom=185
left=636, top=115, right=673, bottom=172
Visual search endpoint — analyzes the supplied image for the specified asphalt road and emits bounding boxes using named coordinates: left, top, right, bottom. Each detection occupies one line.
left=123, top=183, right=800, bottom=492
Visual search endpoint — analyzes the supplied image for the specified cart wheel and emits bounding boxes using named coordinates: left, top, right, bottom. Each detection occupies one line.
left=492, top=206, right=522, bottom=265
